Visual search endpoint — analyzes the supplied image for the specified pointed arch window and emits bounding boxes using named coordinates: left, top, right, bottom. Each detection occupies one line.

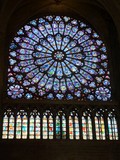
left=56, top=110, right=66, bottom=139
left=16, top=110, right=28, bottom=139
left=108, top=111, right=118, bottom=140
left=82, top=109, right=93, bottom=140
left=2, top=110, right=14, bottom=139
left=42, top=110, right=53, bottom=139
left=29, top=110, right=40, bottom=139
left=69, top=110, right=80, bottom=139
left=95, top=110, right=105, bottom=140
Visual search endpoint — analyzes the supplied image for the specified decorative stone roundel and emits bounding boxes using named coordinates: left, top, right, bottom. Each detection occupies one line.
left=7, top=16, right=111, bottom=101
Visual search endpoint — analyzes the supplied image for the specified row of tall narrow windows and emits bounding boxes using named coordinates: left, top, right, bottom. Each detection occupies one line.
left=2, top=109, right=118, bottom=140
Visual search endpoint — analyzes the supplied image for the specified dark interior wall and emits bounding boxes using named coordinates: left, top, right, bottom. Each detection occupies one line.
left=1, top=141, right=120, bottom=160
left=0, top=0, right=120, bottom=160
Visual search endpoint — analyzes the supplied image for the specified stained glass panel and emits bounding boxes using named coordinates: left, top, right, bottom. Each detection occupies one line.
left=2, top=115, right=8, bottom=139
left=16, top=111, right=28, bottom=139
left=56, top=116, right=60, bottom=139
left=95, top=112, right=105, bottom=140
left=29, top=115, right=34, bottom=139
left=8, top=115, right=14, bottom=139
left=16, top=115, right=22, bottom=139
left=56, top=111, right=66, bottom=139
left=35, top=115, right=40, bottom=139
left=69, top=111, right=80, bottom=139
left=7, top=15, right=111, bottom=101
left=43, top=115, right=48, bottom=139
left=49, top=115, right=53, bottom=139
left=108, top=112, right=118, bottom=140
left=22, top=115, right=28, bottom=139
left=69, top=116, right=74, bottom=139
left=62, top=115, right=66, bottom=139
left=82, top=111, right=93, bottom=140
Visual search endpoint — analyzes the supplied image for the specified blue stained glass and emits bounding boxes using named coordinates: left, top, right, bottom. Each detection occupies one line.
left=60, top=79, right=67, bottom=92
left=56, top=63, right=63, bottom=78
left=45, top=78, right=53, bottom=90
left=24, top=25, right=31, bottom=31
left=59, top=21, right=65, bottom=35
left=48, top=62, right=57, bottom=77
left=32, top=27, right=43, bottom=39
left=29, top=86, right=36, bottom=93
left=75, top=91, right=81, bottom=97
left=27, top=32, right=39, bottom=42
left=78, top=35, right=89, bottom=44
left=47, top=35, right=57, bottom=49
left=61, top=36, right=70, bottom=50
left=69, top=26, right=78, bottom=37
left=21, top=65, right=36, bottom=73
left=10, top=43, right=17, bottom=49
left=38, top=75, right=48, bottom=87
left=56, top=94, right=64, bottom=100
left=54, top=78, right=59, bottom=91
left=67, top=94, right=73, bottom=100
left=10, top=51, right=17, bottom=57
left=38, top=24, right=47, bottom=37
left=18, top=55, right=33, bottom=60
left=22, top=37, right=37, bottom=45
left=52, top=21, right=58, bottom=34
left=26, top=93, right=33, bottom=99
left=32, top=72, right=43, bottom=83
left=56, top=34, right=62, bottom=50
left=47, top=93, right=54, bottom=99
left=30, top=20, right=37, bottom=26
left=64, top=24, right=72, bottom=35
left=8, top=77, right=15, bottom=83
left=17, top=29, right=24, bottom=35
left=9, top=59, right=16, bottom=65
left=66, top=78, right=74, bottom=91
left=7, top=15, right=111, bottom=101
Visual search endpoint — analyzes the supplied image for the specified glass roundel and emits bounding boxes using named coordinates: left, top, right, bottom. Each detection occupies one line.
left=7, top=15, right=111, bottom=101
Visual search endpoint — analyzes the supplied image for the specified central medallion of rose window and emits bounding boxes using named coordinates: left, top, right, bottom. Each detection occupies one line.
left=53, top=51, right=65, bottom=61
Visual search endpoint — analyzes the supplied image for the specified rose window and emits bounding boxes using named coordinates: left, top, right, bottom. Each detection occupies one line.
left=7, top=16, right=111, bottom=101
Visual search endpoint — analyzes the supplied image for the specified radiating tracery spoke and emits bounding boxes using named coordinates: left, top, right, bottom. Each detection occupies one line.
left=8, top=15, right=111, bottom=101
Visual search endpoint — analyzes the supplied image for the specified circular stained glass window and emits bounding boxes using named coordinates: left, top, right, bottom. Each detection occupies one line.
left=7, top=15, right=111, bottom=101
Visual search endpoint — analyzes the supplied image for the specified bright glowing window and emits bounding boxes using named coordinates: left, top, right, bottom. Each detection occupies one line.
left=8, top=114, right=14, bottom=139
left=29, top=110, right=40, bottom=139
left=16, top=110, right=28, bottom=139
left=29, top=115, right=34, bottom=139
left=108, top=111, right=118, bottom=140
left=7, top=15, right=111, bottom=101
left=95, top=111, right=105, bottom=140
left=2, top=114, right=8, bottom=139
left=69, top=111, right=80, bottom=139
left=82, top=110, right=93, bottom=140
left=56, top=110, right=66, bottom=139
left=56, top=115, right=61, bottom=139
left=2, top=110, right=14, bottom=139
left=43, top=110, right=53, bottom=139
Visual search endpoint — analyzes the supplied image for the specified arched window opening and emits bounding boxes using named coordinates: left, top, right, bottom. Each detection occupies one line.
left=108, top=111, right=118, bottom=140
left=95, top=110, right=105, bottom=140
left=43, top=110, right=53, bottom=139
left=69, top=110, right=80, bottom=140
left=16, top=110, right=28, bottom=139
left=2, top=110, right=14, bottom=139
left=56, top=110, right=66, bottom=139
left=29, top=110, right=40, bottom=139
left=82, top=109, right=93, bottom=140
